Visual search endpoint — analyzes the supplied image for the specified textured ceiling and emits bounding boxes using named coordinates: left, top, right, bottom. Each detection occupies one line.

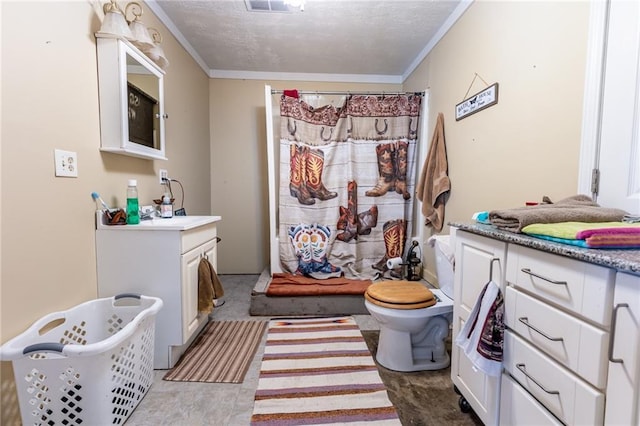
left=147, top=0, right=466, bottom=80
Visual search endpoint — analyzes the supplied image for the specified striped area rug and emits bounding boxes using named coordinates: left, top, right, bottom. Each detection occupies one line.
left=163, top=320, right=267, bottom=383
left=250, top=316, right=400, bottom=425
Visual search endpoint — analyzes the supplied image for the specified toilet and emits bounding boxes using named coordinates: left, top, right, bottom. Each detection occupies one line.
left=364, top=281, right=453, bottom=372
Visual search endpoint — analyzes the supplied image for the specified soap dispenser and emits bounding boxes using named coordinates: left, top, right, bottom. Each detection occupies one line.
left=160, top=195, right=173, bottom=218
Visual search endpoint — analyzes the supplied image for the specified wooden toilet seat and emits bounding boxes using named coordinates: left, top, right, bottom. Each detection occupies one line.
left=365, top=280, right=436, bottom=310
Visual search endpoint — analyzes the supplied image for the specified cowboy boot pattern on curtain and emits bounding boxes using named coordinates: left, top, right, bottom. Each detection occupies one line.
left=365, top=143, right=395, bottom=197
left=394, top=141, right=411, bottom=200
left=288, top=223, right=313, bottom=273
left=337, top=181, right=379, bottom=242
left=289, top=144, right=337, bottom=205
left=357, top=205, right=378, bottom=235
left=372, top=219, right=407, bottom=272
left=289, top=144, right=314, bottom=205
left=305, top=147, right=338, bottom=201
left=289, top=223, right=341, bottom=275
left=366, top=141, right=412, bottom=200
left=336, top=181, right=358, bottom=242
left=309, top=224, right=341, bottom=274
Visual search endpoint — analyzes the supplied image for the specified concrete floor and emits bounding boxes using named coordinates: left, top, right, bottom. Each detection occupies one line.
left=125, top=274, right=380, bottom=425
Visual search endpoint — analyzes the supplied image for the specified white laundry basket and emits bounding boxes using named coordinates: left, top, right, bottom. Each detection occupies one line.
left=0, top=293, right=163, bottom=425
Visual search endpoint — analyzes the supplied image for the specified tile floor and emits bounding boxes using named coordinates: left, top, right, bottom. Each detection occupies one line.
left=126, top=274, right=380, bottom=425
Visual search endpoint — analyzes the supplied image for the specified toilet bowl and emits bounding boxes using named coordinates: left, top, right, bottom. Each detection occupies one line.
left=364, top=280, right=453, bottom=372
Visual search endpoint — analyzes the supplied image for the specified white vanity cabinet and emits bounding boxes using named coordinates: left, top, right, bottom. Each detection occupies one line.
left=96, top=215, right=222, bottom=369
left=605, top=272, right=640, bottom=426
left=452, top=226, right=640, bottom=425
left=451, top=231, right=507, bottom=426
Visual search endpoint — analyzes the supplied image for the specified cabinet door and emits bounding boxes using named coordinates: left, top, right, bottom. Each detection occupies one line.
left=451, top=231, right=507, bottom=426
left=605, top=272, right=640, bottom=426
left=181, top=239, right=216, bottom=343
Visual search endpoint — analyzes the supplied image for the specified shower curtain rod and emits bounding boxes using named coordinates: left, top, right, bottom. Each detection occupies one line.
left=271, top=89, right=424, bottom=97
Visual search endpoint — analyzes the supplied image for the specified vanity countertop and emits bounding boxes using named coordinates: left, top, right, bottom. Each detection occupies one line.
left=96, top=212, right=221, bottom=231
left=449, top=222, right=640, bottom=276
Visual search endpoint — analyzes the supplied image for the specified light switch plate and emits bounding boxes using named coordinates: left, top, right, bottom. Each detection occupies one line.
left=54, top=149, right=78, bottom=177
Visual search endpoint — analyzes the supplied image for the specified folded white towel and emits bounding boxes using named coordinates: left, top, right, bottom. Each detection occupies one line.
left=454, top=280, right=504, bottom=377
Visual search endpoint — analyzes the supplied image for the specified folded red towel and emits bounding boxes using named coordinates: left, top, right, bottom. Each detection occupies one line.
left=283, top=89, right=299, bottom=99
left=585, top=234, right=640, bottom=248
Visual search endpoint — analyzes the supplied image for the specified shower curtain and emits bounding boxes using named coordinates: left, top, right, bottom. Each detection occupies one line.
left=278, top=93, right=421, bottom=280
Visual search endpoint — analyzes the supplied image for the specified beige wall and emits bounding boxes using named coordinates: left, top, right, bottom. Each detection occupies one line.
left=209, top=79, right=402, bottom=273
left=404, top=0, right=590, bottom=282
left=0, top=2, right=210, bottom=423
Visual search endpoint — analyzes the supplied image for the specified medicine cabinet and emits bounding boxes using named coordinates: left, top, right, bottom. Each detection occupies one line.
left=96, top=34, right=167, bottom=160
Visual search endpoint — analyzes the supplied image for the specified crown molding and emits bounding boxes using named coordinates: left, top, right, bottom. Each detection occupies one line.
left=209, top=69, right=403, bottom=84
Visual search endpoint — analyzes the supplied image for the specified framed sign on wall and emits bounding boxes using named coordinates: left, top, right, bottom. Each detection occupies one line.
left=455, top=83, right=499, bottom=121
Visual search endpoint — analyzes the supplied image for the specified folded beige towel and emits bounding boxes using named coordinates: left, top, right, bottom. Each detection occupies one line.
left=489, top=194, right=629, bottom=233
left=417, top=113, right=450, bottom=232
left=198, top=257, right=225, bottom=313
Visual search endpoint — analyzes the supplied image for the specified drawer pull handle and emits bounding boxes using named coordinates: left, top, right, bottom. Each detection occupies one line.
left=516, top=363, right=560, bottom=395
left=518, top=317, right=564, bottom=342
left=521, top=268, right=567, bottom=285
left=489, top=258, right=500, bottom=281
left=608, top=303, right=630, bottom=364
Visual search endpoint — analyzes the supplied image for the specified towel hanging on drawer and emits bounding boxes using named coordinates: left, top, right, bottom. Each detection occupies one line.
left=455, top=280, right=504, bottom=377
left=198, top=257, right=225, bottom=314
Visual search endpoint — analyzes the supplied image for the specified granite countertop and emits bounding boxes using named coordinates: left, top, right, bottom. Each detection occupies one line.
left=449, top=222, right=640, bottom=276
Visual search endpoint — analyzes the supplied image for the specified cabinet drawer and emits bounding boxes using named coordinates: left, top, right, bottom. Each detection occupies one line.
left=506, top=244, right=614, bottom=325
left=504, top=330, right=605, bottom=425
left=181, top=223, right=217, bottom=254
left=500, top=373, right=562, bottom=425
left=505, top=286, right=609, bottom=389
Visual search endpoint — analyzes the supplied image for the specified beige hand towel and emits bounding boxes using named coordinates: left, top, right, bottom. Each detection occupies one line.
left=417, top=113, right=451, bottom=232
left=210, top=262, right=225, bottom=300
left=198, top=257, right=225, bottom=313
left=198, top=257, right=214, bottom=313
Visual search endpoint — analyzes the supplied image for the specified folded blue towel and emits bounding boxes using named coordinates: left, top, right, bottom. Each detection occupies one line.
left=473, top=211, right=490, bottom=224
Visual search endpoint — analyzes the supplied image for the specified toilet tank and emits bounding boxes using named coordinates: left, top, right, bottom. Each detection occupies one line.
left=428, top=235, right=455, bottom=300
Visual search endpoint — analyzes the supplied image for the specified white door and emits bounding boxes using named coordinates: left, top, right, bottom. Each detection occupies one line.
left=589, top=0, right=640, bottom=214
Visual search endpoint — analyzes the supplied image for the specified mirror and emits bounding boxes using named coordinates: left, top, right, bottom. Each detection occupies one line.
left=127, top=53, right=161, bottom=150
left=96, top=35, right=166, bottom=160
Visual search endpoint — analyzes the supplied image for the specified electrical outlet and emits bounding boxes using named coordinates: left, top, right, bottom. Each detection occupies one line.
left=54, top=149, right=78, bottom=177
left=159, top=169, right=168, bottom=184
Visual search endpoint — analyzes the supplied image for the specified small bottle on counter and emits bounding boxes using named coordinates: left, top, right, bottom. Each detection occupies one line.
left=161, top=195, right=173, bottom=218
left=126, top=179, right=140, bottom=225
